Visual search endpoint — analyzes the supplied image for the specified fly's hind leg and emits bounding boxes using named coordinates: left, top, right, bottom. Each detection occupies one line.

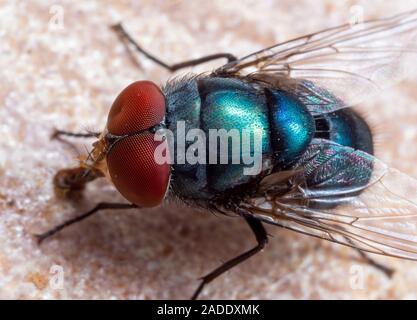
left=353, top=248, right=395, bottom=278
left=112, top=23, right=237, bottom=72
left=35, top=202, right=138, bottom=244
left=343, top=236, right=394, bottom=277
left=191, top=214, right=268, bottom=300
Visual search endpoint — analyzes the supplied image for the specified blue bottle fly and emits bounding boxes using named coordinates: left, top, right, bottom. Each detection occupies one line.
left=39, top=10, right=417, bottom=300
left=163, top=76, right=373, bottom=204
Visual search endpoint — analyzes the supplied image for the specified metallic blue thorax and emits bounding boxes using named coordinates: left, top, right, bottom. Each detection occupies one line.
left=163, top=76, right=373, bottom=201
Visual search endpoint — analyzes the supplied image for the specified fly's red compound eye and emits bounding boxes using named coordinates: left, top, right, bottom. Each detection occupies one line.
left=106, top=134, right=170, bottom=207
left=107, top=81, right=166, bottom=135
left=106, top=81, right=169, bottom=207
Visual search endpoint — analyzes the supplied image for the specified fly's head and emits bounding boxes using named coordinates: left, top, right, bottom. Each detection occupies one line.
left=97, top=81, right=171, bottom=208
left=54, top=81, right=171, bottom=206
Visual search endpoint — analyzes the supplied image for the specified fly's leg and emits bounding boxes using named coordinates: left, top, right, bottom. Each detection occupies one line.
left=112, top=23, right=237, bottom=72
left=51, top=129, right=101, bottom=154
left=353, top=248, right=395, bottom=277
left=191, top=215, right=268, bottom=300
left=52, top=129, right=101, bottom=140
left=35, top=202, right=138, bottom=244
left=343, top=236, right=394, bottom=277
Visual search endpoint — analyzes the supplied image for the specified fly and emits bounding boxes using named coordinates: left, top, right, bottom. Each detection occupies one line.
left=36, top=9, right=417, bottom=299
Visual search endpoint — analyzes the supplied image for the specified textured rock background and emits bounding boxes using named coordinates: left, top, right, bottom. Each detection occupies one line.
left=1, top=0, right=417, bottom=299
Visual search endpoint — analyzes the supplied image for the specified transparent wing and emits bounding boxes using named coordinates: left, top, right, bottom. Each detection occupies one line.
left=241, top=140, right=417, bottom=260
left=216, top=9, right=417, bottom=110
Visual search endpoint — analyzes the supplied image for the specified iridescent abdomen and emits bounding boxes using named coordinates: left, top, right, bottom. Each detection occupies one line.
left=315, top=109, right=373, bottom=155
left=164, top=76, right=316, bottom=201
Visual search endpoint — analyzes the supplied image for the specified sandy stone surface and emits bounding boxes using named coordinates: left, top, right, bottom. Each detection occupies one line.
left=1, top=0, right=417, bottom=299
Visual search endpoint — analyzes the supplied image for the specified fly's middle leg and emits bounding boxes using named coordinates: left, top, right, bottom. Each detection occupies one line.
left=112, top=23, right=237, bottom=72
left=191, top=214, right=268, bottom=300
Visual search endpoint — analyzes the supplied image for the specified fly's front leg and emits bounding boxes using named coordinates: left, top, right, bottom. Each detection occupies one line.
left=35, top=202, right=138, bottom=244
left=51, top=129, right=101, bottom=154
left=52, top=129, right=101, bottom=140
left=191, top=214, right=268, bottom=300
left=112, top=23, right=237, bottom=72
